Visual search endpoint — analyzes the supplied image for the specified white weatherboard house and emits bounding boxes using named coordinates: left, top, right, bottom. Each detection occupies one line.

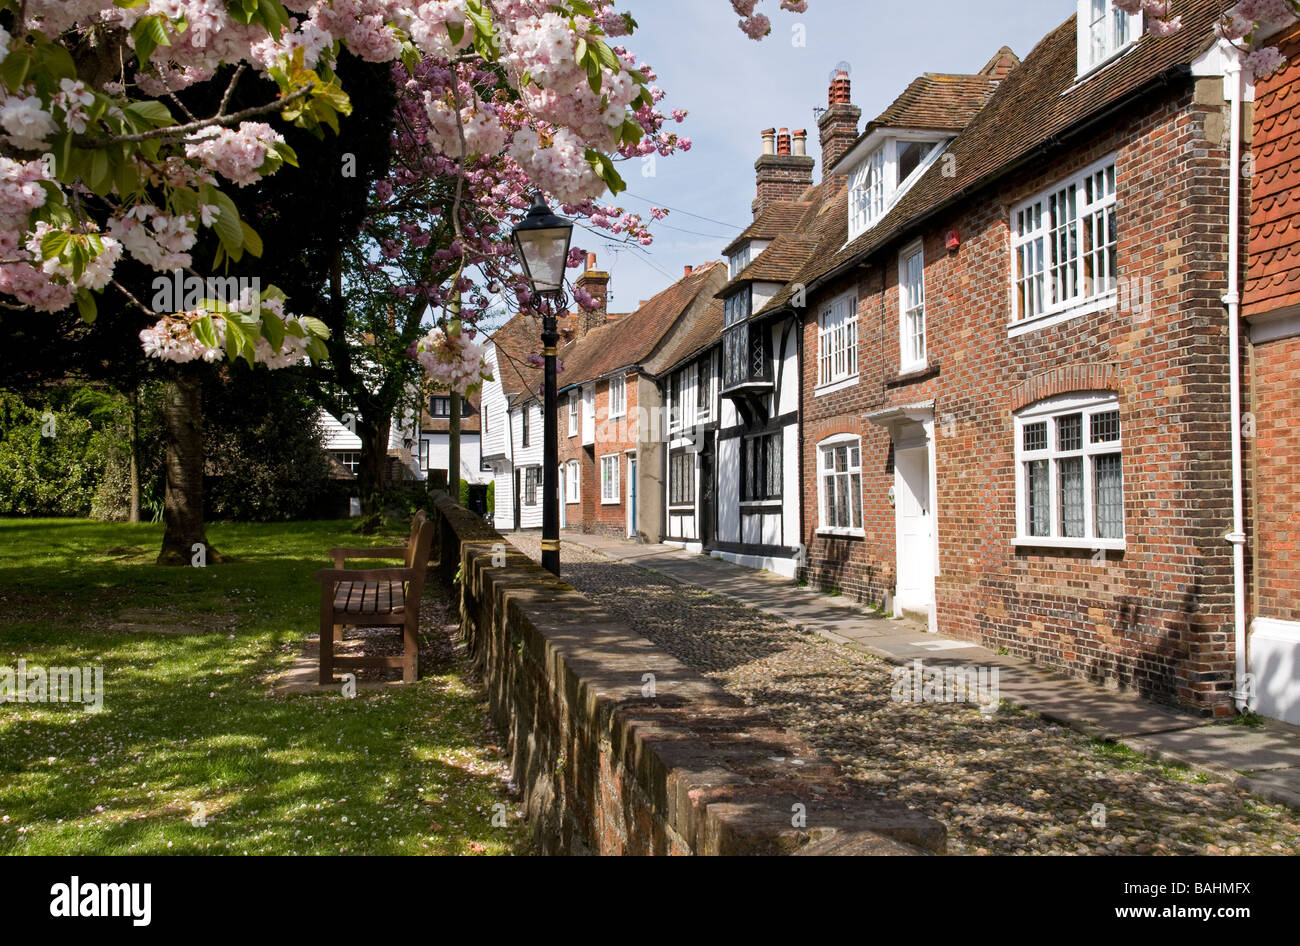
left=479, top=314, right=547, bottom=531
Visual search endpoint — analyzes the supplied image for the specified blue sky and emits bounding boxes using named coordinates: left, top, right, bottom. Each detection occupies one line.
left=585, top=0, right=1080, bottom=311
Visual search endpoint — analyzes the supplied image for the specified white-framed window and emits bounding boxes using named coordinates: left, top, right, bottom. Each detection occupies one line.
left=520, top=404, right=531, bottom=448
left=899, top=243, right=926, bottom=372
left=817, top=291, right=859, bottom=389
left=1014, top=392, right=1124, bottom=549
left=334, top=451, right=361, bottom=474
left=1078, top=0, right=1140, bottom=76
left=419, top=439, right=430, bottom=471
left=849, top=146, right=886, bottom=238
left=817, top=435, right=862, bottom=534
left=565, top=459, right=580, bottom=504
left=523, top=466, right=540, bottom=506
left=847, top=138, right=942, bottom=241
left=608, top=375, right=626, bottom=419
left=600, top=454, right=620, bottom=503
left=1011, top=156, right=1117, bottom=328
left=568, top=391, right=579, bottom=436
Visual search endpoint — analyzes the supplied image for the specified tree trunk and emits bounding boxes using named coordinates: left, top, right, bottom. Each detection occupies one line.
left=128, top=387, right=141, bottom=525
left=357, top=414, right=391, bottom=518
left=157, top=372, right=218, bottom=565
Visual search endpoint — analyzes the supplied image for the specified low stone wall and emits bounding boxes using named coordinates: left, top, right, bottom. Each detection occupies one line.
left=432, top=497, right=945, bottom=856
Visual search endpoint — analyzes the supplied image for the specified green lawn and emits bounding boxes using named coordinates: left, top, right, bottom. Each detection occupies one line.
left=0, top=518, right=530, bottom=855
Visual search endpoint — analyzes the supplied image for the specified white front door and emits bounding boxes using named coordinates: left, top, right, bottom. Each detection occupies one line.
left=626, top=456, right=638, bottom=538
left=894, top=438, right=934, bottom=621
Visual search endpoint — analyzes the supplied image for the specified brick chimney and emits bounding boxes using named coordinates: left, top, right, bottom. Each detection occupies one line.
left=574, top=251, right=609, bottom=336
left=818, top=68, right=861, bottom=177
left=753, top=126, right=814, bottom=218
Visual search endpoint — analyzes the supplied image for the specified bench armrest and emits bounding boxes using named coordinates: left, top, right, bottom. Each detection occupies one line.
left=314, top=567, right=418, bottom=584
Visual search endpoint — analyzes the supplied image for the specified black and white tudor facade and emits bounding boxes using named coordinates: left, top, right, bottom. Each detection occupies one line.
left=658, top=220, right=817, bottom=578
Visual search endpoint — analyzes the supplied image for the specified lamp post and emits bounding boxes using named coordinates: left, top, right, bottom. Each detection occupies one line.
left=511, top=193, right=574, bottom=577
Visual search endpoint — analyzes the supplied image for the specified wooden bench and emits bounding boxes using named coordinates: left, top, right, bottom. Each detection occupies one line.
left=313, top=511, right=434, bottom=685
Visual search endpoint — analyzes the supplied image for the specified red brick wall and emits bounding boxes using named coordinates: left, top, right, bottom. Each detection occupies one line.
left=1252, top=334, right=1300, bottom=621
left=801, top=81, right=1240, bottom=715
left=557, top=371, right=640, bottom=537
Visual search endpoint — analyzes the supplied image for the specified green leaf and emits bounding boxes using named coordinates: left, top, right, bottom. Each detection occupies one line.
left=131, top=15, right=171, bottom=66
left=575, top=37, right=588, bottom=67
left=192, top=315, right=219, bottom=349
left=39, top=230, right=70, bottom=262
left=261, top=311, right=285, bottom=351
left=125, top=100, right=175, bottom=128
left=240, top=221, right=264, bottom=258
left=274, top=141, right=299, bottom=168
left=300, top=316, right=330, bottom=340
left=586, top=54, right=601, bottom=95
left=75, top=290, right=98, bottom=324
left=0, top=48, right=33, bottom=93
left=38, top=41, right=78, bottom=82
left=88, top=149, right=113, bottom=196
left=207, top=189, right=244, bottom=257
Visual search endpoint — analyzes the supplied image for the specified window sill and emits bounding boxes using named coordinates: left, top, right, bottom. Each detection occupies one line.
left=817, top=527, right=864, bottom=539
left=740, top=500, right=782, bottom=509
left=885, top=361, right=939, bottom=388
left=1009, top=293, right=1116, bottom=338
left=814, top=375, right=859, bottom=397
left=600, top=498, right=621, bottom=506
left=1013, top=537, right=1126, bottom=552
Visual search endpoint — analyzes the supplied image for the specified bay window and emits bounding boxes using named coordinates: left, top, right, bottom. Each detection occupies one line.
left=1015, top=393, right=1124, bottom=548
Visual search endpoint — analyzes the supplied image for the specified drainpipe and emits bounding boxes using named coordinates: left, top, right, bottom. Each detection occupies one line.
left=1224, top=56, right=1250, bottom=713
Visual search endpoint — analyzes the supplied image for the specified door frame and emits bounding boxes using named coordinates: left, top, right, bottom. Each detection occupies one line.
left=626, top=452, right=638, bottom=538
left=892, top=420, right=937, bottom=632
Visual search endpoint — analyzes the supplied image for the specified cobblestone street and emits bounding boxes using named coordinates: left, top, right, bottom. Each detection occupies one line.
left=510, top=534, right=1299, bottom=855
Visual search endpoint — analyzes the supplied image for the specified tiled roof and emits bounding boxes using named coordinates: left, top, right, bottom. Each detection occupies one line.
left=650, top=297, right=724, bottom=375
left=870, top=72, right=1002, bottom=132
left=716, top=234, right=820, bottom=296
left=722, top=200, right=813, bottom=256
left=487, top=312, right=545, bottom=405
left=785, top=0, right=1226, bottom=304
left=1246, top=22, right=1300, bottom=317
left=557, top=261, right=727, bottom=388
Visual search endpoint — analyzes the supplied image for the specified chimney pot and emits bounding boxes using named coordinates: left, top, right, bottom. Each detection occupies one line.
left=586, top=251, right=597, bottom=271
left=761, top=128, right=776, bottom=155
left=829, top=69, right=851, bottom=106
left=777, top=128, right=792, bottom=156
left=684, top=265, right=693, bottom=276
left=792, top=129, right=807, bottom=157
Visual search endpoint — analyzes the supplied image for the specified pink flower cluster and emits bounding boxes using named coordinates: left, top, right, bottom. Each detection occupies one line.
left=185, top=122, right=285, bottom=187
left=139, top=291, right=311, bottom=368
left=415, top=325, right=489, bottom=395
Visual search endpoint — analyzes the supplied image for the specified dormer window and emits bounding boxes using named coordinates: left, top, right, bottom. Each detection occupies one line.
left=1078, top=0, right=1140, bottom=76
left=727, top=239, right=770, bottom=278
left=847, top=136, right=943, bottom=241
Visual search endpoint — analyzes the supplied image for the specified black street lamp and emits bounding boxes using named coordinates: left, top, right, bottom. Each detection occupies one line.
left=511, top=193, right=574, bottom=577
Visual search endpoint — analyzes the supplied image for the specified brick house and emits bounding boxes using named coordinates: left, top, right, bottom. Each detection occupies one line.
left=748, top=0, right=1264, bottom=719
left=1245, top=15, right=1300, bottom=725
left=556, top=256, right=726, bottom=540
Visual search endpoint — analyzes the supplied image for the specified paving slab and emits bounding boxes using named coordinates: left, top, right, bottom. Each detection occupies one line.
left=547, top=530, right=1300, bottom=810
